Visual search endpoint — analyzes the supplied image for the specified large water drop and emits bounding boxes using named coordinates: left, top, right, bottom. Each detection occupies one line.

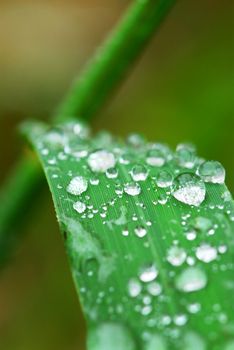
left=197, top=160, right=225, bottom=184
left=175, top=266, right=207, bottom=292
left=172, top=173, right=206, bottom=206
left=67, top=176, right=88, bottom=196
left=88, top=150, right=116, bottom=173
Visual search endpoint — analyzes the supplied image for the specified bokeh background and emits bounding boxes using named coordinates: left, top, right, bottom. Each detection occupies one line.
left=0, top=1, right=233, bottom=349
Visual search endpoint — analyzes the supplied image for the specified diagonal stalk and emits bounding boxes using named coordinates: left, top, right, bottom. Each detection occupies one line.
left=0, top=0, right=176, bottom=264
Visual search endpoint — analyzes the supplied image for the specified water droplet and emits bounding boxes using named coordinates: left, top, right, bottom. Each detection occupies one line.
left=134, top=226, right=147, bottom=238
left=43, top=128, right=66, bottom=149
left=187, top=302, right=201, bottom=314
left=90, top=178, right=100, bottom=186
left=191, top=216, right=213, bottom=232
left=87, top=323, right=136, bottom=350
left=122, top=228, right=129, bottom=236
left=130, top=165, right=148, bottom=181
left=139, top=264, right=158, bottom=283
left=173, top=314, right=188, bottom=326
left=182, top=331, right=206, bottom=350
left=72, top=121, right=90, bottom=139
left=172, top=173, right=206, bottom=207
left=146, top=149, right=166, bottom=167
left=156, top=171, right=173, bottom=188
left=142, top=305, right=152, bottom=316
left=185, top=230, right=197, bottom=241
left=128, top=278, right=142, bottom=297
left=88, top=150, right=116, bottom=173
left=198, top=160, right=225, bottom=184
left=145, top=334, right=167, bottom=350
left=106, top=167, right=118, bottom=179
left=175, top=267, right=207, bottom=292
left=167, top=246, right=187, bottom=266
left=176, top=143, right=196, bottom=169
left=147, top=282, right=162, bottom=296
left=124, top=182, right=141, bottom=196
left=67, top=176, right=88, bottom=196
left=127, top=133, right=145, bottom=148
left=73, top=201, right=86, bottom=214
left=196, top=244, right=217, bottom=263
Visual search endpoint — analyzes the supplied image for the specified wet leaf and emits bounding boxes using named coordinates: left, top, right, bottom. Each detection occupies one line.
left=24, top=119, right=234, bottom=350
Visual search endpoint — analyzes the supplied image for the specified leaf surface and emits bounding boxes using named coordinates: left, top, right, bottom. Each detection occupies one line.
left=25, top=120, right=234, bottom=350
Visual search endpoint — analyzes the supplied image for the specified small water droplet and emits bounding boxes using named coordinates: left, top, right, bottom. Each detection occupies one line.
left=173, top=314, right=188, bottom=326
left=172, top=173, right=206, bottom=207
left=156, top=170, right=173, bottom=188
left=106, top=167, right=118, bottom=179
left=128, top=278, right=142, bottom=297
left=176, top=143, right=196, bottom=169
left=187, top=302, right=201, bottom=314
left=175, top=266, right=207, bottom=292
left=185, top=230, right=197, bottom=241
left=197, top=160, right=225, bottom=184
left=130, top=165, right=148, bottom=181
left=167, top=246, right=187, bottom=266
left=145, top=334, right=167, bottom=350
left=87, top=323, right=136, bottom=350
left=127, top=133, right=145, bottom=148
left=139, top=264, right=158, bottom=283
left=134, top=226, right=147, bottom=238
left=196, top=244, right=217, bottom=263
left=182, top=331, right=206, bottom=350
left=147, top=282, right=162, bottom=296
left=88, top=150, right=116, bottom=173
left=146, top=149, right=166, bottom=167
left=73, top=201, right=86, bottom=213
left=124, top=182, right=141, bottom=196
left=67, top=176, right=88, bottom=196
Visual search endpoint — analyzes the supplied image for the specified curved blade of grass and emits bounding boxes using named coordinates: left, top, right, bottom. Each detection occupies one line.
left=0, top=0, right=176, bottom=264
left=25, top=120, right=234, bottom=350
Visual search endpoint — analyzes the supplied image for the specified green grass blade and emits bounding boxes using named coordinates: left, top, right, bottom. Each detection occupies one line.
left=25, top=120, right=234, bottom=350
left=0, top=0, right=176, bottom=263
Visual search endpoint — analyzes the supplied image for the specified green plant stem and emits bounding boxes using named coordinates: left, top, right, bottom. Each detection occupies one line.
left=0, top=157, right=43, bottom=265
left=56, top=0, right=176, bottom=121
left=0, top=0, right=176, bottom=262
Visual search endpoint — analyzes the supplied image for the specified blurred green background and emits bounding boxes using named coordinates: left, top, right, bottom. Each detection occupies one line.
left=0, top=1, right=233, bottom=349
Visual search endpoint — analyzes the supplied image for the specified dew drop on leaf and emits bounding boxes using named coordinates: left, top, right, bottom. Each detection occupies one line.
left=67, top=176, right=88, bottom=196
left=176, top=143, right=197, bottom=169
left=156, top=170, right=173, bottom=188
left=106, top=167, right=118, bottom=179
left=173, top=314, right=188, bottom=326
left=139, top=264, right=158, bottom=283
left=134, top=226, right=147, bottom=238
left=197, top=160, right=225, bottom=184
left=147, top=281, right=162, bottom=296
left=73, top=201, right=87, bottom=214
left=146, top=149, right=166, bottom=167
left=87, top=323, right=137, bottom=350
left=172, top=173, right=206, bottom=207
left=167, top=246, right=187, bottom=266
left=175, top=266, right=207, bottom=292
left=87, top=150, right=116, bottom=173
left=130, top=165, right=148, bottom=181
left=195, top=244, right=217, bottom=263
left=182, top=331, right=206, bottom=350
left=145, top=334, right=167, bottom=350
left=124, top=182, right=141, bottom=196
left=128, top=278, right=142, bottom=297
